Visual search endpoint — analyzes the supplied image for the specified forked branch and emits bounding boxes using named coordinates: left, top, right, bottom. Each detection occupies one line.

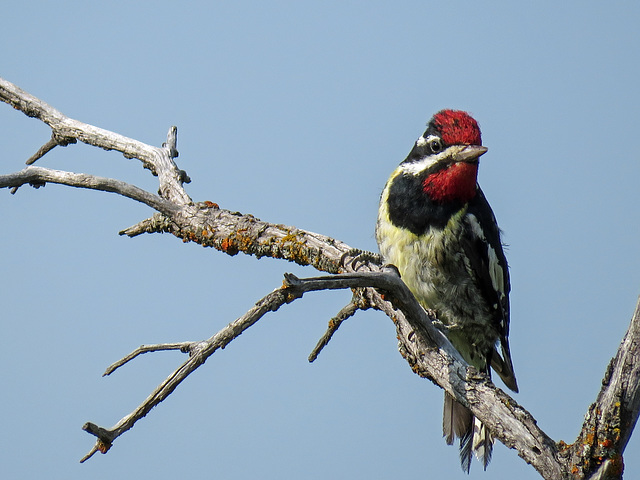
left=1, top=76, right=638, bottom=480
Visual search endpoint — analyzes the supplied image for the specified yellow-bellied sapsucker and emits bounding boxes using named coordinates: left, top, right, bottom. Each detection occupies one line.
left=375, top=110, right=518, bottom=472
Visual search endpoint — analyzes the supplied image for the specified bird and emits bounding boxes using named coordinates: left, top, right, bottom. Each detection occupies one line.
left=375, top=109, right=518, bottom=472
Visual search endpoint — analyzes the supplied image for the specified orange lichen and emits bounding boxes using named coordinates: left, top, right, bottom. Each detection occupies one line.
left=585, top=432, right=595, bottom=445
left=600, top=439, right=613, bottom=448
left=276, top=232, right=312, bottom=265
left=220, top=238, right=239, bottom=255
left=284, top=291, right=299, bottom=303
left=97, top=440, right=111, bottom=454
left=234, top=233, right=254, bottom=251
left=182, top=231, right=197, bottom=243
left=203, top=200, right=219, bottom=209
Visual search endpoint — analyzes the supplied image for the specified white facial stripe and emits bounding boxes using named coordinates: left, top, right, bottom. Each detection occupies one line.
left=399, top=145, right=452, bottom=176
left=416, top=134, right=440, bottom=148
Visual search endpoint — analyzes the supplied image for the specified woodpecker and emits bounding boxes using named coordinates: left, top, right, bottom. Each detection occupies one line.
left=375, top=110, right=517, bottom=472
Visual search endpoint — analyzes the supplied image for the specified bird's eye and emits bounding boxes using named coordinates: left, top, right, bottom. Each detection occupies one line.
left=430, top=138, right=443, bottom=153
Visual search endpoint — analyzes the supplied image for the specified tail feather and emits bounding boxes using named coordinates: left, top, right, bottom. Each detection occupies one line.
left=472, top=416, right=493, bottom=470
left=459, top=428, right=473, bottom=473
left=443, top=392, right=472, bottom=445
left=443, top=392, right=494, bottom=472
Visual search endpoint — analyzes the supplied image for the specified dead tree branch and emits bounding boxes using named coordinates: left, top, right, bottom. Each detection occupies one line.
left=1, top=76, right=638, bottom=479
left=560, top=298, right=640, bottom=479
left=0, top=166, right=179, bottom=215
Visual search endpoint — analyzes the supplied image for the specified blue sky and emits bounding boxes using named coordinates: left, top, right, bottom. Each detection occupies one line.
left=1, top=1, right=639, bottom=479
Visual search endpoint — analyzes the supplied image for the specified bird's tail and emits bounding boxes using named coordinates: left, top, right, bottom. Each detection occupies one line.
left=443, top=392, right=493, bottom=472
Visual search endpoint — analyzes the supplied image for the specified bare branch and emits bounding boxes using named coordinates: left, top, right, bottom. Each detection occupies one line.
left=0, top=166, right=179, bottom=216
left=563, top=297, right=640, bottom=479
left=79, top=268, right=446, bottom=462
left=86, top=266, right=566, bottom=476
left=0, top=77, right=360, bottom=274
left=3, top=76, right=638, bottom=479
left=26, top=133, right=76, bottom=165
left=603, top=298, right=640, bottom=452
left=308, top=293, right=364, bottom=362
left=287, top=272, right=566, bottom=478
left=80, top=280, right=300, bottom=461
left=0, top=76, right=191, bottom=205
left=147, top=202, right=361, bottom=274
left=103, top=342, right=195, bottom=376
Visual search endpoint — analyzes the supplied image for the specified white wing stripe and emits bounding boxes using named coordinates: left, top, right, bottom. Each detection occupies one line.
left=467, top=214, right=504, bottom=297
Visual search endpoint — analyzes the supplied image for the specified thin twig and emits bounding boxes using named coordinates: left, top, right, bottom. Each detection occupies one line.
left=81, top=282, right=298, bottom=461
left=26, top=134, right=76, bottom=165
left=79, top=445, right=100, bottom=464
left=26, top=137, right=58, bottom=165
left=103, top=342, right=195, bottom=376
left=308, top=300, right=360, bottom=362
left=0, top=166, right=180, bottom=216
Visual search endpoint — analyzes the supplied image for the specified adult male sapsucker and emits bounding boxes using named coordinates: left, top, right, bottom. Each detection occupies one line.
left=375, top=110, right=518, bottom=472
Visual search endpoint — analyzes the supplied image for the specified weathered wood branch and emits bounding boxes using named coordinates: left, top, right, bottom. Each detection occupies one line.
left=80, top=280, right=304, bottom=462
left=1, top=76, right=638, bottom=479
left=308, top=289, right=368, bottom=362
left=560, top=298, right=640, bottom=479
left=0, top=166, right=179, bottom=215
left=0, top=77, right=190, bottom=204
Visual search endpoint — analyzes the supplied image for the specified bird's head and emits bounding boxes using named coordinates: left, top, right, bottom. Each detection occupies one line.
left=400, top=110, right=487, bottom=204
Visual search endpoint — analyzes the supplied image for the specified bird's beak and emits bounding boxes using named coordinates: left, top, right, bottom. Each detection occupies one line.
left=451, top=145, right=488, bottom=163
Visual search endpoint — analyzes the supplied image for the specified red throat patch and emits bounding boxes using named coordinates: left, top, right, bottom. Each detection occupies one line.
left=432, top=110, right=482, bottom=146
left=422, top=162, right=478, bottom=203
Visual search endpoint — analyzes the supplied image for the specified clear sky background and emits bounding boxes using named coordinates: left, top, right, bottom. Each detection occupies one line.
left=1, top=1, right=639, bottom=479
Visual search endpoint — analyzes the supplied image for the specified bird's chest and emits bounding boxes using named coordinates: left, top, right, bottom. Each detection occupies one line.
left=378, top=217, right=499, bottom=364
left=378, top=209, right=472, bottom=316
